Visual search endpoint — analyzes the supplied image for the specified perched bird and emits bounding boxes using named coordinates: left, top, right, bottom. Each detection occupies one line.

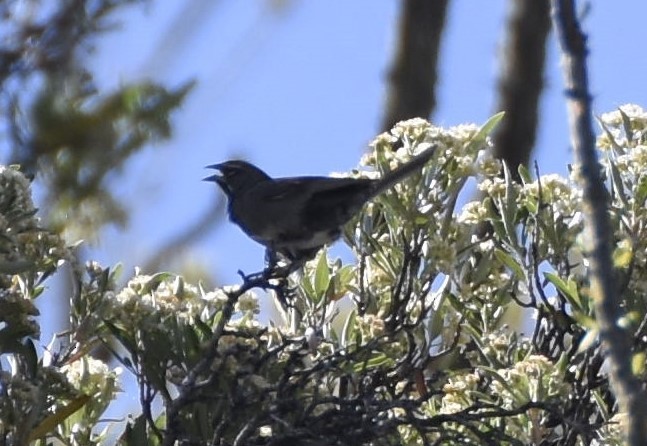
left=205, top=148, right=434, bottom=275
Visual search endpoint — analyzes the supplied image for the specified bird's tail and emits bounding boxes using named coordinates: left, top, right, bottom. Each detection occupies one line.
left=369, top=146, right=436, bottom=198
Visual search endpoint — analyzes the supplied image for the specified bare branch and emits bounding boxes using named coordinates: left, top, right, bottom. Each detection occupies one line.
left=550, top=1, right=647, bottom=444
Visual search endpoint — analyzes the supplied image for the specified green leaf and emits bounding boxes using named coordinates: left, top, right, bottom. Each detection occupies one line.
left=471, top=250, right=495, bottom=284
left=414, top=215, right=429, bottom=225
left=109, top=262, right=124, bottom=284
left=353, top=352, right=392, bottom=372
left=104, top=319, right=138, bottom=357
left=425, top=275, right=450, bottom=337
left=212, top=309, right=223, bottom=328
left=502, top=162, right=519, bottom=248
left=570, top=311, right=596, bottom=330
left=494, top=248, right=525, bottom=279
left=524, top=194, right=539, bottom=214
left=173, top=275, right=185, bottom=298
left=142, top=272, right=174, bottom=294
left=481, top=111, right=506, bottom=135
left=544, top=272, right=582, bottom=310
left=313, top=250, right=331, bottom=301
left=618, top=107, right=634, bottom=145
left=340, top=309, right=357, bottom=348
left=29, top=395, right=91, bottom=441
left=517, top=164, right=532, bottom=185
left=592, top=389, right=611, bottom=420
left=336, top=264, right=355, bottom=288
left=607, top=157, right=629, bottom=207
left=612, top=240, right=633, bottom=268
left=300, top=274, right=315, bottom=299
left=182, top=324, right=203, bottom=362
left=120, top=413, right=149, bottom=445
left=193, top=317, right=214, bottom=339
left=466, top=111, right=505, bottom=152
left=21, top=338, right=39, bottom=376
left=596, top=118, right=623, bottom=152
left=632, top=352, right=646, bottom=376
left=577, top=327, right=599, bottom=353
left=32, top=285, right=45, bottom=299
left=329, top=264, right=354, bottom=301
left=636, top=176, right=647, bottom=206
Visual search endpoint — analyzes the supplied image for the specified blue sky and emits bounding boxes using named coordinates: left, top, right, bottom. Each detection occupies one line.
left=85, top=0, right=646, bottom=284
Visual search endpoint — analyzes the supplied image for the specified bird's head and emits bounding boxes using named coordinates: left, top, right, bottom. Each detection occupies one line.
left=204, top=160, right=271, bottom=198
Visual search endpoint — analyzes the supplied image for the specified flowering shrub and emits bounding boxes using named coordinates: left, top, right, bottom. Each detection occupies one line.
left=3, top=107, right=647, bottom=444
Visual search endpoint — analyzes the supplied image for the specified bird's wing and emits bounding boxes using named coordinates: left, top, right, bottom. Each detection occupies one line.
left=242, top=177, right=372, bottom=240
left=255, top=177, right=333, bottom=201
left=301, top=178, right=374, bottom=232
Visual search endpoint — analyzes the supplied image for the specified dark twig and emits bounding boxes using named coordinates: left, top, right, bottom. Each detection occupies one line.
left=140, top=381, right=163, bottom=444
left=550, top=1, right=647, bottom=444
left=162, top=273, right=279, bottom=445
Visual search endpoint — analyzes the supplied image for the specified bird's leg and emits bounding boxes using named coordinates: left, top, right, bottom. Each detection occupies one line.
left=263, top=248, right=283, bottom=279
left=237, top=269, right=265, bottom=282
left=259, top=248, right=305, bottom=310
left=234, top=249, right=284, bottom=282
left=264, top=248, right=306, bottom=279
left=272, top=276, right=297, bottom=311
left=234, top=269, right=295, bottom=312
left=282, top=258, right=306, bottom=276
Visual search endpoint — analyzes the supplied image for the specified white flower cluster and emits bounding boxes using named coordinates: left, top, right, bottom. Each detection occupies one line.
left=57, top=357, right=121, bottom=440
left=598, top=104, right=647, bottom=151
left=368, top=118, right=484, bottom=167
left=489, top=355, right=567, bottom=404
left=439, top=372, right=480, bottom=414
left=106, top=271, right=258, bottom=330
left=0, top=165, right=36, bottom=227
left=62, top=356, right=121, bottom=396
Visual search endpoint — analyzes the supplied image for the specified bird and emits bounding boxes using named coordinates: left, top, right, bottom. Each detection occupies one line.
left=204, top=148, right=434, bottom=276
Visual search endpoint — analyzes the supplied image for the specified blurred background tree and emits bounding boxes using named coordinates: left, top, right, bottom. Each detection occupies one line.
left=0, top=0, right=192, bottom=240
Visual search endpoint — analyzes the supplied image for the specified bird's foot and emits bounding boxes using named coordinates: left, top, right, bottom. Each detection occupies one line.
left=237, top=269, right=261, bottom=282
left=236, top=268, right=296, bottom=309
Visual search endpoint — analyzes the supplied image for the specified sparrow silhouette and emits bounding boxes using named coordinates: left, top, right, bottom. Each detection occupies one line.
left=205, top=148, right=434, bottom=275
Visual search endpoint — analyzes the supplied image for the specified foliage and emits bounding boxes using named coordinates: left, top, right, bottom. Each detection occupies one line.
left=0, top=0, right=193, bottom=241
left=3, top=107, right=647, bottom=444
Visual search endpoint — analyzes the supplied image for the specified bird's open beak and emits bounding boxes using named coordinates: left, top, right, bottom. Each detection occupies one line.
left=203, top=164, right=224, bottom=184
